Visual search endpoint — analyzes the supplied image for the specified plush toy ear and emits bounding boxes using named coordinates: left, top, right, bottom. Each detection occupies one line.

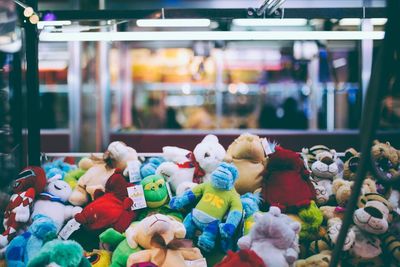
left=344, top=149, right=357, bottom=161
left=301, top=148, right=309, bottom=155
left=202, top=134, right=219, bottom=144
left=291, top=221, right=301, bottom=234
left=125, top=226, right=139, bottom=249
left=269, top=206, right=281, bottom=216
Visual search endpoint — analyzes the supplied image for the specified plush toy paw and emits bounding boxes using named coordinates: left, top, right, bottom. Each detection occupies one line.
left=169, top=197, right=184, bottom=210
left=72, top=206, right=83, bottom=216
left=14, top=206, right=30, bottom=222
left=198, top=235, right=215, bottom=252
left=285, top=248, right=298, bottom=264
left=219, top=223, right=235, bottom=239
left=0, top=235, right=8, bottom=248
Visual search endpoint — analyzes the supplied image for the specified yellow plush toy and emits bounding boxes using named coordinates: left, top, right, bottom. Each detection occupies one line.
left=295, top=250, right=332, bottom=267
left=126, top=214, right=205, bottom=267
left=84, top=249, right=111, bottom=267
left=224, top=133, right=268, bottom=195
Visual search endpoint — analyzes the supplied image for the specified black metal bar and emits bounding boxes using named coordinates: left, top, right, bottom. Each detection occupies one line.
left=38, top=7, right=386, bottom=21
left=25, top=0, right=40, bottom=166
left=329, top=0, right=400, bottom=266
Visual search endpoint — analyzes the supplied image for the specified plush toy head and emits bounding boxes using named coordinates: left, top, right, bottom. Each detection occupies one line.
left=46, top=177, right=72, bottom=203
left=332, top=178, right=377, bottom=207
left=295, top=250, right=331, bottom=267
left=104, top=141, right=138, bottom=170
left=29, top=214, right=58, bottom=240
left=268, top=146, right=305, bottom=172
left=251, top=206, right=301, bottom=249
left=27, top=239, right=90, bottom=267
left=310, top=149, right=338, bottom=179
left=78, top=157, right=94, bottom=170
left=354, top=193, right=392, bottom=234
left=327, top=217, right=355, bottom=251
left=241, top=193, right=261, bottom=219
left=12, top=166, right=46, bottom=194
left=125, top=214, right=186, bottom=250
left=343, top=148, right=360, bottom=180
left=141, top=175, right=168, bottom=208
left=225, top=133, right=266, bottom=163
left=193, top=135, right=226, bottom=173
left=371, top=140, right=399, bottom=170
left=210, top=162, right=239, bottom=191
left=314, top=183, right=329, bottom=205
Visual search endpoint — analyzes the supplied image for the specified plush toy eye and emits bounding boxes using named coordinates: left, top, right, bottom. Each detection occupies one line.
left=155, top=179, right=165, bottom=188
left=204, top=152, right=210, bottom=158
left=144, top=183, right=154, bottom=191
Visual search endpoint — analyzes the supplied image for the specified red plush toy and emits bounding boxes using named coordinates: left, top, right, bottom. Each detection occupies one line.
left=261, top=146, right=316, bottom=212
left=215, top=249, right=266, bottom=267
left=0, top=166, right=47, bottom=248
left=74, top=169, right=136, bottom=232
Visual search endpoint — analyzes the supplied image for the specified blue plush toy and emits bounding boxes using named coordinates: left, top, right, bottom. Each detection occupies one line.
left=169, top=162, right=243, bottom=252
left=42, top=158, right=77, bottom=180
left=140, top=157, right=165, bottom=178
left=5, top=214, right=57, bottom=267
left=240, top=193, right=263, bottom=236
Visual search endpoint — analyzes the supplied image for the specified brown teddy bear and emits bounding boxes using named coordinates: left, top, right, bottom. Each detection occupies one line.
left=294, top=250, right=332, bottom=267
left=332, top=178, right=377, bottom=207
left=342, top=148, right=360, bottom=181
left=224, top=133, right=269, bottom=195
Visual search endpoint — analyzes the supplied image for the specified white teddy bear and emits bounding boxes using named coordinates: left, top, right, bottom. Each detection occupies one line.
left=32, top=175, right=82, bottom=232
left=156, top=134, right=226, bottom=195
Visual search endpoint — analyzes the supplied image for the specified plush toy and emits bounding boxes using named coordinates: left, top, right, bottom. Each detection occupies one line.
left=224, top=133, right=269, bottom=195
left=5, top=214, right=57, bottom=267
left=138, top=175, right=182, bottom=221
left=99, top=223, right=142, bottom=267
left=125, top=214, right=204, bottom=267
left=156, top=134, right=226, bottom=194
left=169, top=162, right=243, bottom=252
left=69, top=141, right=140, bottom=206
left=42, top=158, right=77, bottom=180
left=74, top=169, right=136, bottom=233
left=31, top=176, right=82, bottom=232
left=64, top=157, right=93, bottom=189
left=140, top=157, right=165, bottom=179
left=240, top=193, right=262, bottom=235
left=261, top=146, right=316, bottom=212
left=342, top=148, right=360, bottom=181
left=214, top=249, right=266, bottom=267
left=27, top=239, right=91, bottom=267
left=295, top=201, right=324, bottom=243
left=294, top=250, right=332, bottom=267
left=332, top=177, right=377, bottom=207
left=0, top=167, right=47, bottom=248
left=371, top=140, right=399, bottom=179
left=238, top=206, right=301, bottom=267
left=84, top=249, right=111, bottom=267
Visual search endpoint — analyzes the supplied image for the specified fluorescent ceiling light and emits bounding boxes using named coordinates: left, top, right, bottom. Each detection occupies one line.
left=39, top=31, right=385, bottom=42
left=371, top=18, right=387, bottom=25
left=37, top=20, right=72, bottom=30
left=136, top=19, right=211, bottom=27
left=233, top=19, right=308, bottom=27
left=339, top=18, right=361, bottom=26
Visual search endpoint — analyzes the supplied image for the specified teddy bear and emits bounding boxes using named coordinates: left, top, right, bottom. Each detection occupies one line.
left=156, top=134, right=226, bottom=195
left=332, top=177, right=377, bottom=207
left=99, top=222, right=142, bottom=267
left=69, top=141, right=140, bottom=206
left=138, top=174, right=182, bottom=221
left=169, top=162, right=243, bottom=252
left=125, top=214, right=205, bottom=267
left=27, top=239, right=91, bottom=267
left=294, top=250, right=331, bottom=267
left=74, top=169, right=137, bottom=233
left=5, top=214, right=58, bottom=267
left=261, top=146, right=316, bottom=212
left=342, top=148, right=360, bottom=181
left=0, top=166, right=47, bottom=248
left=64, top=157, right=94, bottom=189
left=224, top=133, right=270, bottom=195
left=238, top=206, right=301, bottom=267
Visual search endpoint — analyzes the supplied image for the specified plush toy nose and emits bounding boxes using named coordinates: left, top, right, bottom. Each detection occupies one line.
left=364, top=206, right=383, bottom=219
left=321, top=157, right=334, bottom=165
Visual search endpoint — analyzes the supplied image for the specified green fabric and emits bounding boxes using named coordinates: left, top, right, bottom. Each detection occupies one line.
left=192, top=182, right=242, bottom=221
left=111, top=239, right=141, bottom=267
left=99, top=228, right=125, bottom=248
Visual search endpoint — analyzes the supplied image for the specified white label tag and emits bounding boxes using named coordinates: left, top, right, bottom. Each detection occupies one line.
left=261, top=138, right=274, bottom=156
left=58, top=218, right=80, bottom=240
left=127, top=185, right=147, bottom=210
left=127, top=160, right=142, bottom=183
left=185, top=258, right=207, bottom=267
left=165, top=181, right=173, bottom=199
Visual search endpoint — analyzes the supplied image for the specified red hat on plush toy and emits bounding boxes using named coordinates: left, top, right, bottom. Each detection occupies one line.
left=261, top=146, right=316, bottom=212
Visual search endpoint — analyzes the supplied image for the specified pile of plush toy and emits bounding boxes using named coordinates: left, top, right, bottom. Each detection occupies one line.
left=0, top=134, right=400, bottom=267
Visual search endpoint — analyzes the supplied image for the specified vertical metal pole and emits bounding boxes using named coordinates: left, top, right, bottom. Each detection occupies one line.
left=361, top=19, right=373, bottom=108
left=307, top=56, right=319, bottom=130
left=214, top=49, right=224, bottom=128
left=68, top=41, right=82, bottom=151
left=11, top=52, right=23, bottom=165
left=25, top=0, right=40, bottom=165
left=326, top=84, right=335, bottom=131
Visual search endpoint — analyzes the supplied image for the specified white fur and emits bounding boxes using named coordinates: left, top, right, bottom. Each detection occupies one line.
left=389, top=190, right=400, bottom=210
left=156, top=135, right=226, bottom=193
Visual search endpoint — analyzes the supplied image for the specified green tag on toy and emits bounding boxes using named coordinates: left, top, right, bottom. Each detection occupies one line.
left=127, top=185, right=147, bottom=210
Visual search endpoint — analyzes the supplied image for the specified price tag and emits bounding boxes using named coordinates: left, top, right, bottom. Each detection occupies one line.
left=127, top=185, right=147, bottom=210
left=261, top=138, right=274, bottom=156
left=58, top=218, right=81, bottom=240
left=127, top=160, right=142, bottom=183
left=185, top=258, right=207, bottom=267
left=165, top=181, right=173, bottom=199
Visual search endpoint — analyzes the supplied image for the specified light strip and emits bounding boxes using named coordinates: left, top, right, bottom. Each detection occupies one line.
left=39, top=31, right=385, bottom=42
left=37, top=20, right=72, bottom=30
left=371, top=18, right=387, bottom=26
left=136, top=19, right=211, bottom=27
left=233, top=19, right=308, bottom=27
left=339, top=18, right=388, bottom=26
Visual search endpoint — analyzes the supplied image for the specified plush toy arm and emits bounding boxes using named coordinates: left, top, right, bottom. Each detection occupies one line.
left=219, top=210, right=243, bottom=238
left=99, top=228, right=125, bottom=247
left=126, top=250, right=152, bottom=266
left=26, top=253, right=50, bottom=267
left=64, top=205, right=83, bottom=220
left=5, top=232, right=30, bottom=265
left=237, top=235, right=251, bottom=250
left=169, top=183, right=204, bottom=210
left=285, top=248, right=299, bottom=264
left=13, top=205, right=31, bottom=223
